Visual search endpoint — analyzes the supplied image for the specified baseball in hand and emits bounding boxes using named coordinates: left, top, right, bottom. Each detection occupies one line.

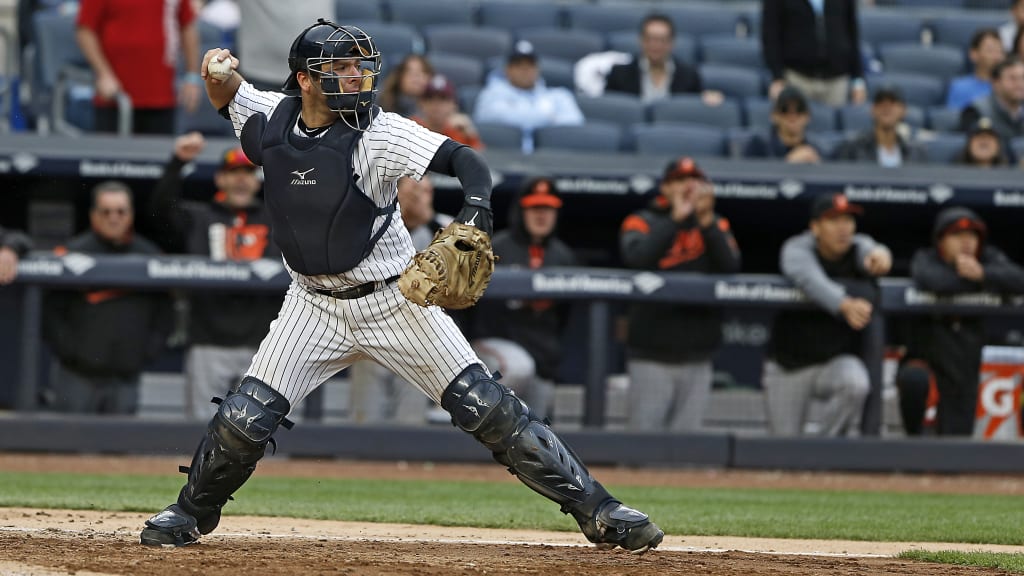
left=208, top=57, right=233, bottom=81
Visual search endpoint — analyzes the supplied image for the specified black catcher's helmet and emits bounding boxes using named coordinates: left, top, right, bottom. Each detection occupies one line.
left=283, top=19, right=381, bottom=130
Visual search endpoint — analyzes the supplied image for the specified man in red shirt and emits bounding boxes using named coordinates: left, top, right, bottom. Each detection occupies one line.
left=76, top=0, right=201, bottom=134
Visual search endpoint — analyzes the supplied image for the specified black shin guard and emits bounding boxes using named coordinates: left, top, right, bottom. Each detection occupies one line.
left=176, top=377, right=291, bottom=533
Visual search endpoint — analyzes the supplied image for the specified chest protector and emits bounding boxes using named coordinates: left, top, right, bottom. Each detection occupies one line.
left=239, top=97, right=395, bottom=276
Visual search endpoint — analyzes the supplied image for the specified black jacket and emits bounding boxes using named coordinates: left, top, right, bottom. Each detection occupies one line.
left=471, top=185, right=578, bottom=380
left=761, top=0, right=863, bottom=81
left=619, top=195, right=742, bottom=363
left=604, top=56, right=702, bottom=98
left=742, top=128, right=822, bottom=159
left=833, top=130, right=928, bottom=164
left=43, top=231, right=173, bottom=378
left=0, top=225, right=32, bottom=255
left=149, top=155, right=282, bottom=347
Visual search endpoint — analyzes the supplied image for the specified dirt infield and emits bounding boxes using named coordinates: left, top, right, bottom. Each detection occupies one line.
left=2, top=454, right=1023, bottom=575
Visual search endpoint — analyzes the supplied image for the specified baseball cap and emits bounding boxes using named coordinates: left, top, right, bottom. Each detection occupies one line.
left=933, top=206, right=987, bottom=241
left=810, top=193, right=864, bottom=220
left=774, top=86, right=809, bottom=114
left=968, top=116, right=998, bottom=137
left=220, top=147, right=255, bottom=171
left=662, top=156, right=707, bottom=182
left=520, top=178, right=562, bottom=209
left=872, top=85, right=905, bottom=105
left=422, top=74, right=456, bottom=100
left=508, top=40, right=538, bottom=64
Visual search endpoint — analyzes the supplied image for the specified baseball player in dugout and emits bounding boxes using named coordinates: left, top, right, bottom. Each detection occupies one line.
left=140, top=19, right=664, bottom=554
left=763, top=193, right=890, bottom=437
left=147, top=133, right=282, bottom=421
left=619, top=158, right=741, bottom=432
left=896, top=207, right=1024, bottom=436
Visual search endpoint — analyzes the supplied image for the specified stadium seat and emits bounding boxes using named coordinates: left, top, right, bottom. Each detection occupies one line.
left=517, top=28, right=605, bottom=62
left=176, top=100, right=233, bottom=138
left=424, top=25, right=512, bottom=64
left=605, top=31, right=698, bottom=66
left=744, top=98, right=837, bottom=133
left=458, top=85, right=480, bottom=115
left=427, top=52, right=485, bottom=88
left=387, top=0, right=475, bottom=29
left=533, top=122, right=624, bottom=153
left=698, top=64, right=763, bottom=100
left=660, top=5, right=743, bottom=39
left=539, top=58, right=576, bottom=91
left=700, top=36, right=763, bottom=69
left=650, top=95, right=742, bottom=129
left=838, top=103, right=926, bottom=132
left=927, top=13, right=1005, bottom=48
left=478, top=1, right=563, bottom=32
left=867, top=73, right=946, bottom=107
left=927, top=106, right=963, bottom=132
left=352, top=22, right=422, bottom=62
left=563, top=4, right=645, bottom=35
left=1012, top=136, right=1024, bottom=159
left=809, top=130, right=852, bottom=159
left=476, top=122, right=523, bottom=150
left=577, top=93, right=647, bottom=127
left=631, top=123, right=726, bottom=157
left=740, top=8, right=760, bottom=38
left=858, top=10, right=925, bottom=49
left=335, top=0, right=385, bottom=22
left=31, top=12, right=95, bottom=133
left=920, top=132, right=967, bottom=163
left=878, top=43, right=965, bottom=80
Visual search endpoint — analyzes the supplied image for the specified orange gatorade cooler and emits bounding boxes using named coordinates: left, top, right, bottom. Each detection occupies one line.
left=975, top=346, right=1024, bottom=441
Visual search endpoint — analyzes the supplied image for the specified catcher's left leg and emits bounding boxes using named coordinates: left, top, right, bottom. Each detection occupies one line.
left=441, top=364, right=664, bottom=554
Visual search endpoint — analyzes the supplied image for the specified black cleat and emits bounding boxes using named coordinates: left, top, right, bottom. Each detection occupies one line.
left=578, top=500, right=664, bottom=554
left=140, top=504, right=202, bottom=547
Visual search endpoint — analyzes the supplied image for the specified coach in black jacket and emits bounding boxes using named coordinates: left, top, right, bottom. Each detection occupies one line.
left=761, top=0, right=866, bottom=106
left=897, top=207, right=1024, bottom=436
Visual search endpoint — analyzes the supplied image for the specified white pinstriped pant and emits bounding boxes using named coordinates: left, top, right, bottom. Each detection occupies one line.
left=245, top=280, right=481, bottom=411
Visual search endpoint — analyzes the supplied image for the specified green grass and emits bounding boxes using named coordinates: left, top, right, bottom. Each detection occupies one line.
left=899, top=550, right=1024, bottom=573
left=2, top=470, right=1023, bottom=547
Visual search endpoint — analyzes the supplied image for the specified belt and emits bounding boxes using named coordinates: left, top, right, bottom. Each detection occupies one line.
left=311, top=275, right=399, bottom=300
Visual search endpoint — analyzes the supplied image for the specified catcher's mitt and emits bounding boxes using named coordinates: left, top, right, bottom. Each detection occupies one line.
left=399, top=222, right=496, bottom=309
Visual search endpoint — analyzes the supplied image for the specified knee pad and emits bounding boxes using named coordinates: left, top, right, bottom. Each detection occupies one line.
left=441, top=364, right=527, bottom=451
left=212, top=376, right=293, bottom=456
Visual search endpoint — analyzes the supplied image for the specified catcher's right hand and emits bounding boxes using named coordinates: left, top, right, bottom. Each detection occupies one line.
left=398, top=222, right=496, bottom=309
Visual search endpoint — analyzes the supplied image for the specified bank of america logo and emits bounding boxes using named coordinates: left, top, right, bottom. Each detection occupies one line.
left=290, top=168, right=317, bottom=185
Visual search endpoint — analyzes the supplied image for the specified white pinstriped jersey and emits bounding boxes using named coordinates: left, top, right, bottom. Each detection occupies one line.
left=227, top=81, right=448, bottom=290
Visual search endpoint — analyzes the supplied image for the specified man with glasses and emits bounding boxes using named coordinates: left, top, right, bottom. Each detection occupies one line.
left=42, top=180, right=172, bottom=414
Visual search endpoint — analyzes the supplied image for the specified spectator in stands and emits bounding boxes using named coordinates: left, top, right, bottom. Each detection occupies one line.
left=237, top=0, right=334, bottom=92
left=763, top=193, right=889, bottom=437
left=833, top=86, right=926, bottom=166
left=619, top=158, right=741, bottom=432
left=742, top=85, right=822, bottom=163
left=960, top=56, right=1024, bottom=146
left=76, top=0, right=201, bottom=135
left=1000, top=0, right=1024, bottom=52
left=946, top=29, right=1005, bottom=111
left=470, top=177, right=578, bottom=420
left=473, top=40, right=584, bottom=154
left=379, top=54, right=435, bottom=118
left=955, top=117, right=1013, bottom=168
left=0, top=225, right=32, bottom=285
left=897, top=207, right=1024, bottom=437
left=761, top=0, right=866, bottom=107
left=413, top=74, right=483, bottom=150
left=42, top=180, right=172, bottom=414
left=603, top=13, right=723, bottom=107
left=147, top=132, right=282, bottom=421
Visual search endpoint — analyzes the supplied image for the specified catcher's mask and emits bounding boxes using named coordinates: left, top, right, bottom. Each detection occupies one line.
left=283, top=19, right=381, bottom=131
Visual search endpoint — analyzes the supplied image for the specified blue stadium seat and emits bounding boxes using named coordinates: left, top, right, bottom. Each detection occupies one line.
left=927, top=13, right=1005, bottom=48
left=335, top=0, right=385, bottom=22
left=1012, top=136, right=1024, bottom=159
left=533, top=122, right=624, bottom=153
left=387, top=0, right=475, bottom=29
left=858, top=11, right=925, bottom=49
left=878, top=43, right=965, bottom=80
left=698, top=64, right=763, bottom=100
left=867, top=72, right=946, bottom=107
left=837, top=103, right=927, bottom=132
left=605, top=31, right=698, bottom=65
left=650, top=95, right=742, bottom=129
left=700, top=36, right=763, bottom=69
left=631, top=123, right=726, bottom=157
left=353, top=22, right=423, bottom=62
left=563, top=4, right=645, bottom=35
left=577, top=93, right=647, bottom=127
left=31, top=12, right=93, bottom=132
left=740, top=8, right=760, bottom=38
left=427, top=52, right=485, bottom=87
left=517, top=28, right=605, bottom=62
left=176, top=100, right=233, bottom=137
left=809, top=131, right=852, bottom=159
left=539, top=58, right=576, bottom=91
left=928, top=106, right=963, bottom=132
left=458, top=85, right=480, bottom=115
left=660, top=5, right=742, bottom=39
left=744, top=98, right=837, bottom=133
left=478, top=1, right=563, bottom=32
left=476, top=122, right=523, bottom=150
left=424, top=25, right=512, bottom=63
left=920, top=132, right=967, bottom=163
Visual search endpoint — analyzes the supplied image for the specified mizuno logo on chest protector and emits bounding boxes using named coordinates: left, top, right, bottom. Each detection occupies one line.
left=290, top=168, right=317, bottom=185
